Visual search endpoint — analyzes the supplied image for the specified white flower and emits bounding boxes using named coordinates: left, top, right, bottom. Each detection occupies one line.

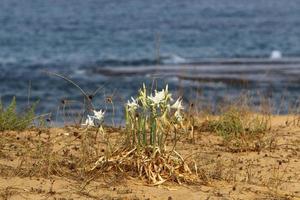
left=174, top=110, right=183, bottom=122
left=93, top=109, right=105, bottom=122
left=148, top=85, right=172, bottom=106
left=82, top=115, right=95, bottom=127
left=148, top=90, right=165, bottom=105
left=171, top=98, right=184, bottom=110
left=82, top=110, right=105, bottom=127
left=172, top=98, right=184, bottom=122
left=127, top=97, right=139, bottom=112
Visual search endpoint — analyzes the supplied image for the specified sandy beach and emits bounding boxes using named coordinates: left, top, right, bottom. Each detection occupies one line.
left=0, top=115, right=299, bottom=200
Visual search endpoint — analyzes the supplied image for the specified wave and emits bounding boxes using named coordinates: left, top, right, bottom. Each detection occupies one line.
left=92, top=60, right=300, bottom=87
left=2, top=52, right=300, bottom=69
left=91, top=54, right=188, bottom=67
left=93, top=56, right=300, bottom=67
left=2, top=54, right=300, bottom=79
left=160, top=54, right=187, bottom=64
left=94, top=58, right=158, bottom=67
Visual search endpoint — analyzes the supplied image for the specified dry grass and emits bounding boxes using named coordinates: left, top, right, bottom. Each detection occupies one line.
left=90, top=146, right=199, bottom=185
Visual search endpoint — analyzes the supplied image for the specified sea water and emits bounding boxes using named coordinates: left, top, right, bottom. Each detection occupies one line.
left=0, top=0, right=300, bottom=124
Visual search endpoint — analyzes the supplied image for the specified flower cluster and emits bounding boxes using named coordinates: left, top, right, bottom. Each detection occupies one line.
left=82, top=109, right=105, bottom=127
left=125, top=84, right=184, bottom=149
left=126, top=84, right=184, bottom=122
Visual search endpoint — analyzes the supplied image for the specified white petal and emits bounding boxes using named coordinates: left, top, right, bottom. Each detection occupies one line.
left=171, top=98, right=184, bottom=110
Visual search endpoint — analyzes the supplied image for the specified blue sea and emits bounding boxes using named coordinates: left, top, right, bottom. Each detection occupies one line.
left=1, top=0, right=300, bottom=124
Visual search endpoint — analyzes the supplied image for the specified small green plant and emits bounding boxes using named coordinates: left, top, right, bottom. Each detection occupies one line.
left=205, top=108, right=269, bottom=137
left=202, top=107, right=270, bottom=151
left=0, top=97, right=36, bottom=131
left=125, top=84, right=184, bottom=150
left=207, top=108, right=244, bottom=139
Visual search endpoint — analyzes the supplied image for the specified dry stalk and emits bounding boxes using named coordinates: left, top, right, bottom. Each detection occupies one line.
left=89, top=147, right=199, bottom=185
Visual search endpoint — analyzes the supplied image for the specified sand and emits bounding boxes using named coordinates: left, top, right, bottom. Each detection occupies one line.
left=0, top=115, right=299, bottom=200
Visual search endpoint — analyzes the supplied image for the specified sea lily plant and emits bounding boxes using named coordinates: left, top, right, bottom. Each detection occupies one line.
left=125, top=84, right=184, bottom=151
left=91, top=84, right=197, bottom=185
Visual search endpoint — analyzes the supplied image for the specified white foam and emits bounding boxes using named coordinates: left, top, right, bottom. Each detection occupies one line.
left=270, top=50, right=282, bottom=59
left=161, top=54, right=186, bottom=64
left=74, top=69, right=85, bottom=75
